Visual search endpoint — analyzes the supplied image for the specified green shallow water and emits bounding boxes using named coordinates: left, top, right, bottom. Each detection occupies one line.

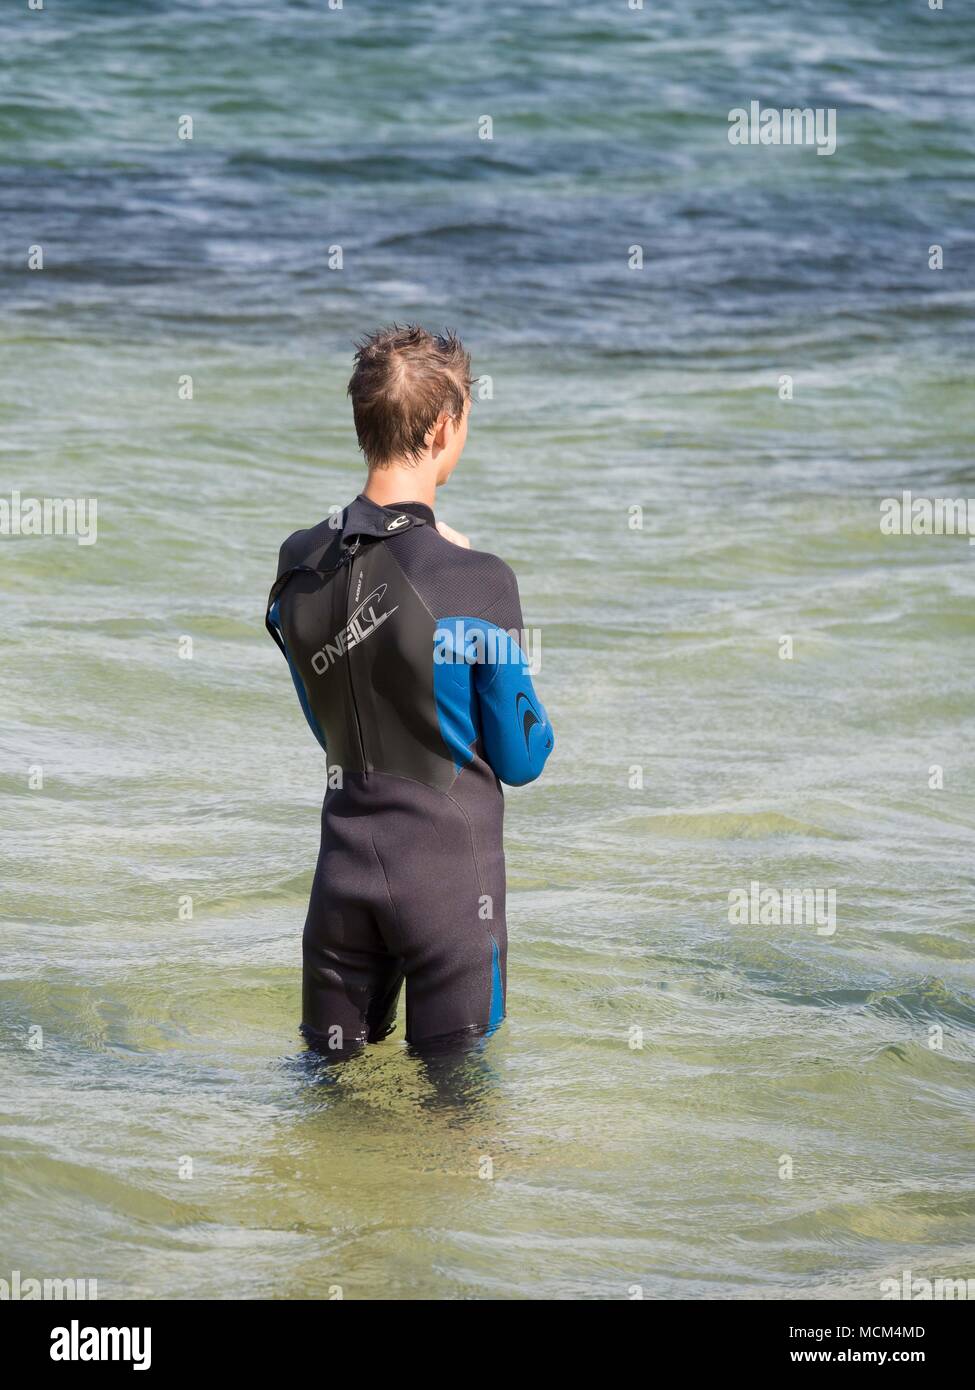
left=2, top=0, right=975, bottom=1299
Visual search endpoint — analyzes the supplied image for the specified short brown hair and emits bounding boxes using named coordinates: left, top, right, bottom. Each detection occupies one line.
left=347, top=324, right=472, bottom=468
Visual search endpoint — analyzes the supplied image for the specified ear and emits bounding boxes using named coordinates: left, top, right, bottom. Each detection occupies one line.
left=430, top=411, right=452, bottom=452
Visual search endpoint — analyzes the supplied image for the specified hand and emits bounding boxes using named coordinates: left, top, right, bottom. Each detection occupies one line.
left=436, top=520, right=470, bottom=549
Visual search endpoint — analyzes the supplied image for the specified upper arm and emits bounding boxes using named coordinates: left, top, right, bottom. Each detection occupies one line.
left=435, top=557, right=554, bottom=787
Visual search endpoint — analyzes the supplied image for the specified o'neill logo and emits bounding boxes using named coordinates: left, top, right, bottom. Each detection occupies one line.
left=311, top=584, right=398, bottom=674
left=516, top=691, right=542, bottom=753
left=385, top=514, right=410, bottom=531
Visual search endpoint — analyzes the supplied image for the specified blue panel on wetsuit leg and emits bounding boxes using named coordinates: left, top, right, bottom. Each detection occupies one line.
left=487, top=935, right=504, bottom=1033
left=269, top=599, right=327, bottom=751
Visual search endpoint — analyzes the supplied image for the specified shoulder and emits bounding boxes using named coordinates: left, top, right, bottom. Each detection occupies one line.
left=454, top=541, right=518, bottom=593
left=388, top=525, right=520, bottom=622
left=276, top=516, right=343, bottom=576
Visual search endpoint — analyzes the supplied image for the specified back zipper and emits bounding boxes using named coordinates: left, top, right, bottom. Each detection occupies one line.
left=343, top=539, right=366, bottom=771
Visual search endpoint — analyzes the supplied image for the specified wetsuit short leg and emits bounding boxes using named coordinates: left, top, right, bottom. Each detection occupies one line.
left=301, top=773, right=507, bottom=1055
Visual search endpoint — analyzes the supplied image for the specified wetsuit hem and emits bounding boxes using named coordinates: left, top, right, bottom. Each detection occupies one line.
left=405, top=1020, right=502, bottom=1054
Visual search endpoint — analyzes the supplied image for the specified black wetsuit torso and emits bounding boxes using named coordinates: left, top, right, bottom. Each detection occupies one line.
left=267, top=494, right=553, bottom=1053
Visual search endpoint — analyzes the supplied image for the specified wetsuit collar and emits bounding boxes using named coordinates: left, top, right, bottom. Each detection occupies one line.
left=341, top=493, right=434, bottom=545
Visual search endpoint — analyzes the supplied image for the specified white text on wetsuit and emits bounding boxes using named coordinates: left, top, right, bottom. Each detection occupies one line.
left=311, top=584, right=398, bottom=675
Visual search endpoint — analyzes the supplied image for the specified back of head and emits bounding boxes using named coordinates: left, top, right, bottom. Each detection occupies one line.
left=347, top=324, right=472, bottom=469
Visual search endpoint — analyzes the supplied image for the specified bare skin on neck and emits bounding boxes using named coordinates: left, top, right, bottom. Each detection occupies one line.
left=363, top=399, right=472, bottom=547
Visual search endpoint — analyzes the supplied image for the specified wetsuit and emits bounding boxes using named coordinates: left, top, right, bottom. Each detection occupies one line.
left=266, top=494, right=554, bottom=1054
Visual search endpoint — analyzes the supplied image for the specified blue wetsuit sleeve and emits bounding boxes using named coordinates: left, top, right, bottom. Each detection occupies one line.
left=469, top=561, right=554, bottom=786
left=473, top=625, right=554, bottom=786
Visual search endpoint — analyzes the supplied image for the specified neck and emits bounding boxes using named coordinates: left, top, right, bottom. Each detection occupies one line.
left=363, top=461, right=437, bottom=510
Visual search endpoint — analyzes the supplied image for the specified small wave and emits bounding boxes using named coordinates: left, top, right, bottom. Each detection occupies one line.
left=225, top=150, right=529, bottom=181
left=622, top=809, right=845, bottom=840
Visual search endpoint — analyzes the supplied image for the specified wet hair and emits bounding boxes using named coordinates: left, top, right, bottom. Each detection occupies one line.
left=347, top=323, right=472, bottom=468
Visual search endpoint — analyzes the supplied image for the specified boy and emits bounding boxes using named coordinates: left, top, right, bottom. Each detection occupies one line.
left=267, top=325, right=553, bottom=1056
